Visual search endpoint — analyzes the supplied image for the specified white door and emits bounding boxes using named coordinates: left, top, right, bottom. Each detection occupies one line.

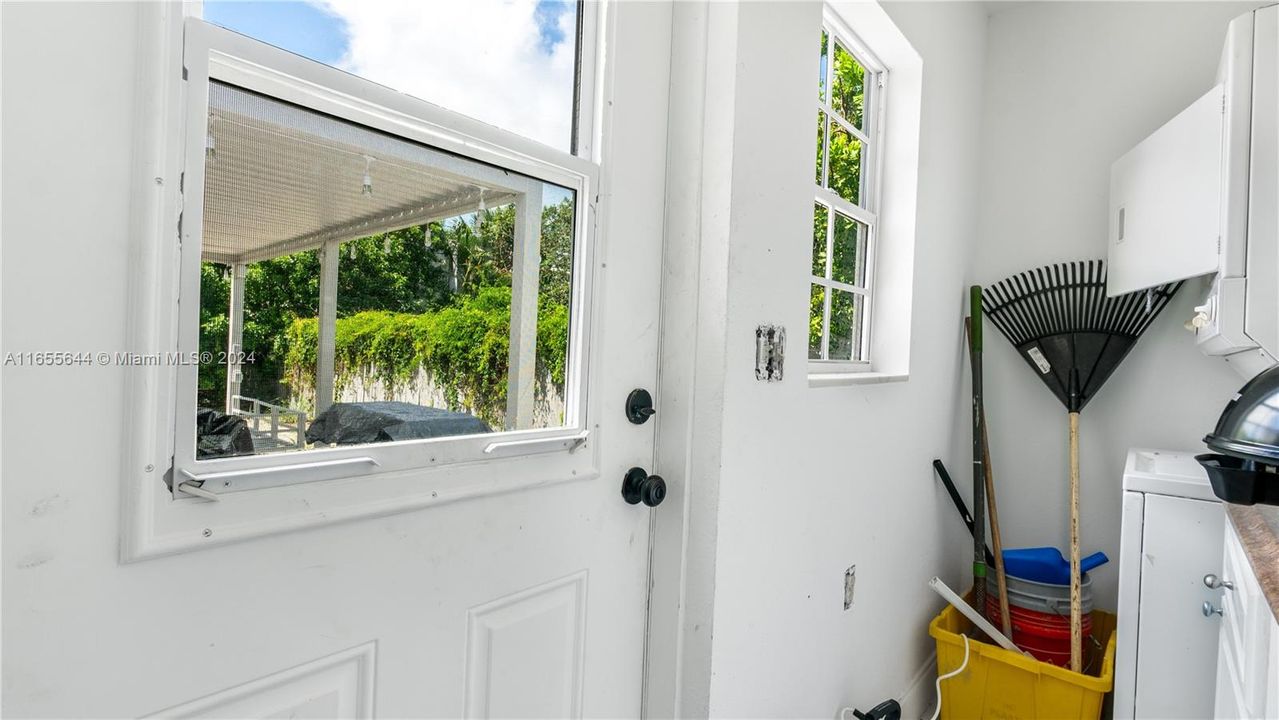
left=0, top=2, right=673, bottom=718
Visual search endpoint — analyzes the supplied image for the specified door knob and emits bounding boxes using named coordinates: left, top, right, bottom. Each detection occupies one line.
left=1203, top=601, right=1224, bottom=618
left=1204, top=573, right=1235, bottom=591
left=621, top=467, right=666, bottom=507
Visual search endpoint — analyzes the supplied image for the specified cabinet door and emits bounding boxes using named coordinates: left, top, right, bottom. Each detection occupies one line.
left=1136, top=494, right=1224, bottom=718
left=1216, top=640, right=1248, bottom=720
left=1108, top=85, right=1224, bottom=295
left=1221, top=525, right=1273, bottom=716
left=1266, top=624, right=1279, bottom=719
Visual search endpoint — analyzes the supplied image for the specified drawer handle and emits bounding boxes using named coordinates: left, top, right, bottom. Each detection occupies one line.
left=1204, top=573, right=1235, bottom=591
left=1203, top=601, right=1224, bottom=618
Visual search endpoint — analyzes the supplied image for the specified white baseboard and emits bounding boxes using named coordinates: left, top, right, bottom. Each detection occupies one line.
left=897, top=650, right=939, bottom=720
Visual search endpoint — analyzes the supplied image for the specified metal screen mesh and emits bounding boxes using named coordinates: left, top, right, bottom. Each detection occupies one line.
left=202, top=81, right=521, bottom=263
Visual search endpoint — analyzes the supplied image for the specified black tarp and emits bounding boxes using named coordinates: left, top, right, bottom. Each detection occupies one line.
left=195, top=407, right=256, bottom=458
left=305, top=402, right=491, bottom=446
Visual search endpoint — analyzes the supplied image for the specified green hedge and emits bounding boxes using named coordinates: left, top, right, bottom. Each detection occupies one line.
left=281, top=286, right=568, bottom=424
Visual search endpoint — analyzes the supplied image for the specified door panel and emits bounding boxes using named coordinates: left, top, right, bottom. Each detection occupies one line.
left=148, top=643, right=375, bottom=719
left=464, top=572, right=587, bottom=718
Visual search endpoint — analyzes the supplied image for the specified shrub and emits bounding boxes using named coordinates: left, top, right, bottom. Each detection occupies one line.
left=282, top=286, right=569, bottom=424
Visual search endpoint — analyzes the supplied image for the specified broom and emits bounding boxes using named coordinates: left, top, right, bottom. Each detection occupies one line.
left=982, top=260, right=1180, bottom=672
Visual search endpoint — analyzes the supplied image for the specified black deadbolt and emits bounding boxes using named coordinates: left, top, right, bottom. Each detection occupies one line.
left=621, top=467, right=666, bottom=507
left=626, top=388, right=656, bottom=425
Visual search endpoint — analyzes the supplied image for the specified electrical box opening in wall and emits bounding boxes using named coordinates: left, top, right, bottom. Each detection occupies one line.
left=844, top=565, right=856, bottom=610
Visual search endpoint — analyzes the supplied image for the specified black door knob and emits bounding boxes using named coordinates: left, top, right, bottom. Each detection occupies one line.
left=622, top=467, right=666, bottom=507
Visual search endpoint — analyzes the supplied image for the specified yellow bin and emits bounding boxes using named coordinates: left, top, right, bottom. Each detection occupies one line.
left=927, top=601, right=1116, bottom=720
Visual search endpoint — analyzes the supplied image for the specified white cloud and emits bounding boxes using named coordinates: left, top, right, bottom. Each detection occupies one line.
left=314, top=0, right=577, bottom=151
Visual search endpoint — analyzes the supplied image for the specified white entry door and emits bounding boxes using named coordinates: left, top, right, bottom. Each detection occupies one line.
left=1, top=1, right=672, bottom=718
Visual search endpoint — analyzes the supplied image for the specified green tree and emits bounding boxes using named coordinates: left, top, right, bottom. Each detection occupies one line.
left=198, top=197, right=577, bottom=417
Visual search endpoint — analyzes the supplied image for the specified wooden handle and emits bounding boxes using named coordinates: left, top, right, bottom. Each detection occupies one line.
left=982, top=409, right=1012, bottom=639
left=1069, top=411, right=1082, bottom=673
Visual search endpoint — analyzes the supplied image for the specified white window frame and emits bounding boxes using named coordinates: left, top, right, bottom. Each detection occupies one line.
left=811, top=11, right=887, bottom=373
left=119, top=3, right=611, bottom=560
left=808, top=2, right=921, bottom=387
left=175, top=19, right=600, bottom=494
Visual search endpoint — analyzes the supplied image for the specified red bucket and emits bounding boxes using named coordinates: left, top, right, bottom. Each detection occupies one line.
left=986, top=593, right=1093, bottom=667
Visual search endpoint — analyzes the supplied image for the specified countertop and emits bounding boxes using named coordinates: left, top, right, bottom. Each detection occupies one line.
left=1225, top=503, right=1279, bottom=625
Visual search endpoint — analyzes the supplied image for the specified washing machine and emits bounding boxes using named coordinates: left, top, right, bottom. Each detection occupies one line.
left=1114, top=448, right=1225, bottom=719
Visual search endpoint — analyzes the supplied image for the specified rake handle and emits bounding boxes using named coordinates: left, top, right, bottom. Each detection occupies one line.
left=1069, top=411, right=1082, bottom=673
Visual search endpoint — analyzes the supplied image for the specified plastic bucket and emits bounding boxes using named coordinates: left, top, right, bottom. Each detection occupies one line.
left=987, top=593, right=1094, bottom=667
left=987, top=572, right=1093, bottom=616
left=929, top=600, right=1116, bottom=719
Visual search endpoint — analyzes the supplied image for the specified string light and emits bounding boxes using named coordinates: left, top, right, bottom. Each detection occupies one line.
left=362, top=155, right=375, bottom=196
left=206, top=112, right=217, bottom=161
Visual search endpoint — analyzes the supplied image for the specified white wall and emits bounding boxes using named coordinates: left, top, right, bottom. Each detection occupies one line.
left=677, top=3, right=990, bottom=715
left=973, top=1, right=1262, bottom=612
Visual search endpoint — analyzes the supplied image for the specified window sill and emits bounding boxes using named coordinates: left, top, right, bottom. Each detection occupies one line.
left=808, top=371, right=908, bottom=388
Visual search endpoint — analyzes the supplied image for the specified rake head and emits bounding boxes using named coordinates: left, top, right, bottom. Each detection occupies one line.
left=982, top=260, right=1181, bottom=413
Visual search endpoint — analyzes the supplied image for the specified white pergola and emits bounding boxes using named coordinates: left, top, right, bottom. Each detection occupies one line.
left=204, top=82, right=545, bottom=436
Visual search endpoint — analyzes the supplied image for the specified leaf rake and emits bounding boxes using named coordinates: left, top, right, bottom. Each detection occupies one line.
left=982, top=259, right=1181, bottom=672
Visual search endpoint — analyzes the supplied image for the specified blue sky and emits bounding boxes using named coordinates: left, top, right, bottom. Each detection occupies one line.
left=204, top=1, right=572, bottom=69
left=203, top=1, right=349, bottom=65
left=201, top=1, right=578, bottom=149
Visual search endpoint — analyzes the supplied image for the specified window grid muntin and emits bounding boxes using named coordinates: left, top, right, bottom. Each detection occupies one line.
left=812, top=18, right=882, bottom=366
left=812, top=198, right=871, bottom=359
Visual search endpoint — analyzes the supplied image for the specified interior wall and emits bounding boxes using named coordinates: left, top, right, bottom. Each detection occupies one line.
left=972, top=1, right=1262, bottom=612
left=693, top=3, right=989, bottom=716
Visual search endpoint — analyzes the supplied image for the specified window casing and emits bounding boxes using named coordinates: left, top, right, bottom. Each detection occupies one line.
left=810, top=15, right=885, bottom=371
left=171, top=19, right=600, bottom=497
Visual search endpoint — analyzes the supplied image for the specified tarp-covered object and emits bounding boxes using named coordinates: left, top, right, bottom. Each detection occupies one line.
left=306, top=402, right=491, bottom=446
left=196, top=407, right=256, bottom=459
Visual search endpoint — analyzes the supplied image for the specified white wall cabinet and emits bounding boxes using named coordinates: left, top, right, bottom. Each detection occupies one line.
left=1107, top=84, right=1224, bottom=297
left=1211, top=521, right=1279, bottom=719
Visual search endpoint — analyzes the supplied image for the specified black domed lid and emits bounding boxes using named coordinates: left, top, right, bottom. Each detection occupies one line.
left=1205, top=364, right=1279, bottom=464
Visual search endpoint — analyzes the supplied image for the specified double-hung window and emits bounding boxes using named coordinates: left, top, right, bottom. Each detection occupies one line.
left=810, top=19, right=883, bottom=368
